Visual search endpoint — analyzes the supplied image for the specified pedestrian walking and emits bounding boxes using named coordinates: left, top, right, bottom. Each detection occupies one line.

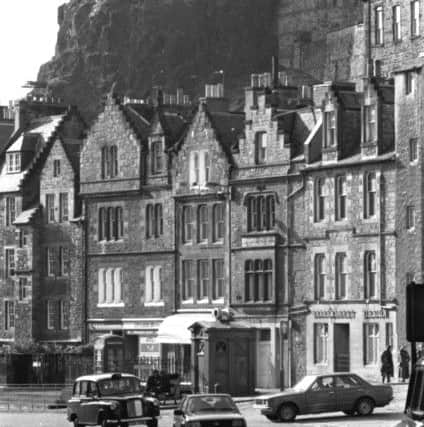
left=399, top=345, right=410, bottom=382
left=381, top=345, right=394, bottom=383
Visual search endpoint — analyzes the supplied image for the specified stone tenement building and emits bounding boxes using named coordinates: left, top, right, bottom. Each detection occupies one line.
left=74, top=70, right=401, bottom=387
left=0, top=96, right=86, bottom=348
left=0, top=70, right=418, bottom=387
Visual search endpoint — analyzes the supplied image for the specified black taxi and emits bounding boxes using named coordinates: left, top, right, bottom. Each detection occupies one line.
left=67, top=372, right=160, bottom=427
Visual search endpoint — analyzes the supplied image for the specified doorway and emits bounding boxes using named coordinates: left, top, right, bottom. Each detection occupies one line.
left=334, top=323, right=350, bottom=372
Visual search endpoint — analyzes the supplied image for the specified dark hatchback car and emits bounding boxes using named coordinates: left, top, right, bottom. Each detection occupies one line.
left=67, top=372, right=160, bottom=427
left=255, top=373, right=393, bottom=422
left=173, top=394, right=247, bottom=427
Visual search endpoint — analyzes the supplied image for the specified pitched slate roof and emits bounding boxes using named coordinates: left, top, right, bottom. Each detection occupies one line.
left=0, top=114, right=66, bottom=193
left=208, top=111, right=245, bottom=154
left=0, top=122, right=14, bottom=155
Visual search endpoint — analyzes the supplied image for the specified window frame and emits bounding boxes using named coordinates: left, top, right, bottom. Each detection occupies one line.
left=18, top=277, right=28, bottom=301
left=335, top=252, right=347, bottom=300
left=314, top=178, right=325, bottom=222
left=410, top=138, right=418, bottom=162
left=4, top=300, right=15, bottom=330
left=407, top=205, right=416, bottom=230
left=324, top=110, right=336, bottom=147
left=59, top=192, right=69, bottom=222
left=212, top=259, right=224, bottom=301
left=183, top=206, right=194, bottom=243
left=364, top=323, right=379, bottom=365
left=53, top=159, right=61, bottom=177
left=6, top=196, right=16, bottom=226
left=364, top=172, right=377, bottom=219
left=198, top=260, right=209, bottom=302
left=375, top=5, right=384, bottom=45
left=314, top=254, right=326, bottom=300
left=411, top=0, right=420, bottom=37
left=5, top=248, right=15, bottom=278
left=364, top=251, right=377, bottom=300
left=406, top=71, right=414, bottom=95
left=46, top=194, right=55, bottom=223
left=47, top=300, right=55, bottom=330
left=392, top=5, right=401, bottom=42
left=6, top=152, right=21, bottom=174
left=314, top=323, right=329, bottom=364
left=151, top=140, right=163, bottom=175
left=335, top=175, right=347, bottom=221
left=244, top=259, right=273, bottom=303
left=254, top=132, right=267, bottom=165
left=364, top=104, right=377, bottom=143
left=198, top=205, right=209, bottom=243
left=213, top=203, right=225, bottom=242
left=182, top=260, right=194, bottom=301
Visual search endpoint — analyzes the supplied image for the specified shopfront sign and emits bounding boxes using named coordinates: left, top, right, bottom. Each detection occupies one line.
left=313, top=310, right=356, bottom=319
left=363, top=309, right=388, bottom=319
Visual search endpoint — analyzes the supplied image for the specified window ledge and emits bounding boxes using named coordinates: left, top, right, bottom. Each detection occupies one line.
left=98, top=239, right=125, bottom=244
left=97, top=303, right=125, bottom=308
left=182, top=299, right=194, bottom=305
left=212, top=298, right=224, bottom=304
left=197, top=299, right=209, bottom=305
left=144, top=301, right=164, bottom=307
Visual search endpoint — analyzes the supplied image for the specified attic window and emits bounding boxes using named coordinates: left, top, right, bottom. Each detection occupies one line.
left=6, top=153, right=21, bottom=173
left=254, top=132, right=267, bottom=165
left=324, top=110, right=336, bottom=148
left=151, top=141, right=163, bottom=174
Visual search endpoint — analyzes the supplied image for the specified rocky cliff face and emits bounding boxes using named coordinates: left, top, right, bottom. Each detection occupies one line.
left=38, top=0, right=279, bottom=117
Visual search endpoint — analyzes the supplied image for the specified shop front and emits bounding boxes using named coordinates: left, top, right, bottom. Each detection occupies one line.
left=306, top=303, right=398, bottom=381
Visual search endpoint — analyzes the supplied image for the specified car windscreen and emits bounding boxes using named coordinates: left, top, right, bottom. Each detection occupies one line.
left=292, top=375, right=317, bottom=392
left=98, top=377, right=141, bottom=395
left=186, top=396, right=239, bottom=414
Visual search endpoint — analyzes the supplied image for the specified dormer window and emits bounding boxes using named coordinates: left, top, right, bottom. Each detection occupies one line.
left=151, top=141, right=163, bottom=174
left=254, top=132, right=267, bottom=164
left=364, top=104, right=377, bottom=143
left=6, top=153, right=21, bottom=173
left=324, top=110, right=336, bottom=148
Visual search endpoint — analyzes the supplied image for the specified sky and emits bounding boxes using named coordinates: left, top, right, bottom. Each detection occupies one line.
left=0, top=1, right=67, bottom=105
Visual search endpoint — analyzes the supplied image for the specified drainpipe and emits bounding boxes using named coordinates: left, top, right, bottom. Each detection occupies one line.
left=83, top=198, right=89, bottom=343
left=227, top=184, right=232, bottom=307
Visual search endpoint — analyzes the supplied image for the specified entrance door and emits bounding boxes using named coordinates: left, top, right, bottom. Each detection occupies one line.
left=334, top=324, right=350, bottom=372
left=256, top=329, right=273, bottom=388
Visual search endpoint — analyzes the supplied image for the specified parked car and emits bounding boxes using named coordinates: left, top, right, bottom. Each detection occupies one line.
left=67, top=372, right=160, bottom=427
left=254, top=373, right=393, bottom=422
left=173, top=394, right=247, bottom=427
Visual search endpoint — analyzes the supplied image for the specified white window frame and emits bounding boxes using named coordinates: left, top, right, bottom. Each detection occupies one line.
left=6, top=196, right=16, bottom=226
left=335, top=253, right=347, bottom=300
left=393, top=5, right=401, bottom=42
left=375, top=6, right=384, bottom=45
left=411, top=0, right=420, bottom=37
left=324, top=110, right=336, bottom=147
left=212, top=259, right=225, bottom=302
left=59, top=193, right=69, bottom=222
left=198, top=260, right=209, bottom=303
left=410, top=138, right=418, bottom=163
left=144, top=266, right=163, bottom=306
left=335, top=175, right=347, bottom=221
left=364, top=104, right=377, bottom=143
left=6, top=152, right=21, bottom=173
left=47, top=300, right=55, bottom=330
left=97, top=267, right=124, bottom=307
left=407, top=205, right=416, bottom=230
left=364, top=172, right=377, bottom=219
left=364, top=323, right=379, bottom=365
left=59, top=299, right=67, bottom=330
left=314, top=254, right=326, bottom=300
left=182, top=260, right=194, bottom=303
left=255, top=132, right=267, bottom=165
left=46, top=194, right=55, bottom=223
left=364, top=251, right=377, bottom=300
left=314, top=323, right=328, bottom=364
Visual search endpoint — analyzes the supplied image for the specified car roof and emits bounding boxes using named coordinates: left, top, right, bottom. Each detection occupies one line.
left=186, top=394, right=233, bottom=399
left=74, top=372, right=138, bottom=382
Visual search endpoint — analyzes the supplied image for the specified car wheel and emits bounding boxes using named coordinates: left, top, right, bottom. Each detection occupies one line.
left=343, top=410, right=356, bottom=416
left=73, top=417, right=85, bottom=427
left=356, top=397, right=374, bottom=416
left=146, top=419, right=158, bottom=427
left=278, top=403, right=297, bottom=422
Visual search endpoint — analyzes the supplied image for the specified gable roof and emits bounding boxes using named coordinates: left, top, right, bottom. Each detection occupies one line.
left=0, top=121, right=14, bottom=155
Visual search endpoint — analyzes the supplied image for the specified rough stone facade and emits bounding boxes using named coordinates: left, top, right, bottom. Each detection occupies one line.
left=0, top=99, right=85, bottom=349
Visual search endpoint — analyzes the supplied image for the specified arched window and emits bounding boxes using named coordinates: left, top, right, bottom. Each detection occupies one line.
left=113, top=268, right=122, bottom=303
left=101, top=145, right=118, bottom=179
left=364, top=251, right=377, bottom=299
left=153, top=266, right=162, bottom=302
left=145, top=266, right=153, bottom=303
left=110, top=145, right=118, bottom=178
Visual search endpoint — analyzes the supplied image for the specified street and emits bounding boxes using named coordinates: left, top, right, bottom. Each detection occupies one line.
left=0, top=385, right=421, bottom=427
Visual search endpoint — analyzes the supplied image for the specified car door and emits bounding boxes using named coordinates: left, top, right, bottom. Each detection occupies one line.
left=334, top=374, right=364, bottom=411
left=305, top=376, right=337, bottom=414
left=173, top=397, right=187, bottom=427
left=79, top=381, right=95, bottom=424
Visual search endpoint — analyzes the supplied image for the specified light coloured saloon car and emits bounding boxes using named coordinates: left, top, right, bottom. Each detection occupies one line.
left=255, top=373, right=393, bottom=422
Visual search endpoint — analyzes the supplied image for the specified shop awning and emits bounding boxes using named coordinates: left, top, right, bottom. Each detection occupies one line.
left=156, top=312, right=215, bottom=344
